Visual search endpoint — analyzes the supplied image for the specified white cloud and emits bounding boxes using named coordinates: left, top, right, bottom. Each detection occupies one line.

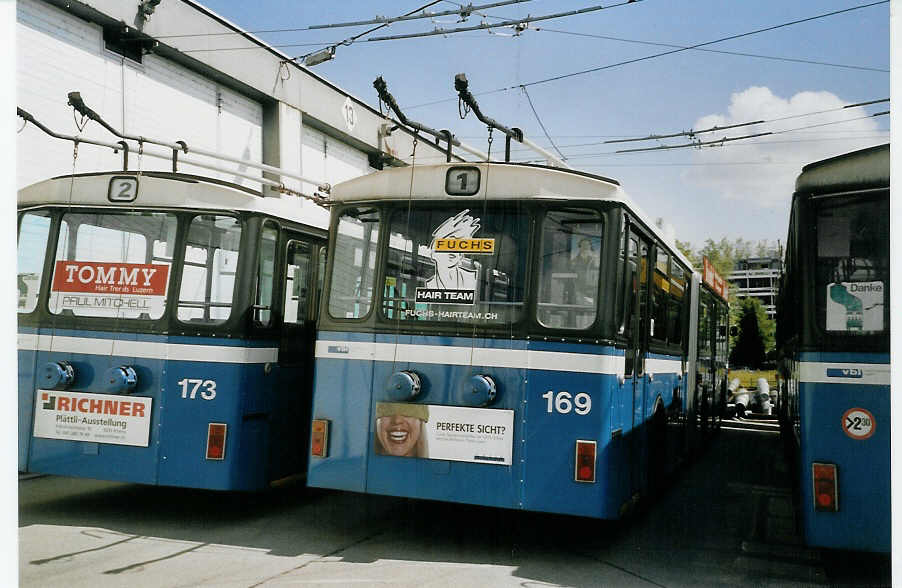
left=684, top=86, right=885, bottom=207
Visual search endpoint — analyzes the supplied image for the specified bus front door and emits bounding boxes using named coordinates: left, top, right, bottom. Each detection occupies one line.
left=274, top=235, right=323, bottom=477
left=625, top=229, right=652, bottom=497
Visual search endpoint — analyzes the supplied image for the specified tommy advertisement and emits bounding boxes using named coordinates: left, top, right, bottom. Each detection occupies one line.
left=48, top=261, right=170, bottom=316
left=33, top=389, right=153, bottom=447
left=374, top=402, right=514, bottom=465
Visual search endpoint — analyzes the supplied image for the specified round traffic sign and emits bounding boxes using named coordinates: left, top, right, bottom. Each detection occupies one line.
left=842, top=407, right=875, bottom=440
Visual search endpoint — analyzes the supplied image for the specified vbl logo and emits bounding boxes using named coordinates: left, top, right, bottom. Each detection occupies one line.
left=826, top=368, right=863, bottom=378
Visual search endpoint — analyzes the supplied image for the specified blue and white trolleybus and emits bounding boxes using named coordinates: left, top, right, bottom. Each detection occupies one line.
left=307, top=160, right=729, bottom=518
left=776, top=143, right=890, bottom=552
left=18, top=171, right=327, bottom=490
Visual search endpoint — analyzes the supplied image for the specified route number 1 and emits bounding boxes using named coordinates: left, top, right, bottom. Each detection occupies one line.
left=542, top=390, right=592, bottom=415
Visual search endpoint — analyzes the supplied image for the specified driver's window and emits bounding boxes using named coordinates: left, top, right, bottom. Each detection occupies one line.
left=536, top=209, right=603, bottom=330
left=17, top=212, right=51, bottom=314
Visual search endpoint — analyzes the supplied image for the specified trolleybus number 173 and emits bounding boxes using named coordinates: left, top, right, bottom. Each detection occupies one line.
left=542, top=390, right=592, bottom=415
left=177, top=378, right=217, bottom=401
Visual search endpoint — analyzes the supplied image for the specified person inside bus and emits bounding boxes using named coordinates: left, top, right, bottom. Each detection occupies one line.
left=571, top=237, right=599, bottom=304
left=374, top=402, right=429, bottom=458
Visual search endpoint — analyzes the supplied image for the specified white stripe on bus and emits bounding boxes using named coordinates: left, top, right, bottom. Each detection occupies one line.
left=645, top=357, right=682, bottom=374
left=314, top=340, right=656, bottom=375
left=17, top=333, right=278, bottom=364
left=798, top=361, right=890, bottom=386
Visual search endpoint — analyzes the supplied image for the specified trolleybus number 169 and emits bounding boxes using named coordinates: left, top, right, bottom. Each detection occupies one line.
left=178, top=378, right=217, bottom=400
left=542, top=390, right=592, bottom=415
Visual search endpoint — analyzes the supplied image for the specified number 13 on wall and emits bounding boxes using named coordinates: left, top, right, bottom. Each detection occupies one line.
left=542, top=390, right=592, bottom=415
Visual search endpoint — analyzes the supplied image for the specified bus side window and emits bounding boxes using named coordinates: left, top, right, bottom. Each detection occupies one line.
left=284, top=240, right=312, bottom=324
left=328, top=208, right=379, bottom=320
left=650, top=248, right=669, bottom=342
left=253, top=222, right=278, bottom=326
left=669, top=262, right=687, bottom=347
left=621, top=236, right=639, bottom=338
left=178, top=215, right=242, bottom=324
left=536, top=208, right=602, bottom=330
left=17, top=212, right=52, bottom=313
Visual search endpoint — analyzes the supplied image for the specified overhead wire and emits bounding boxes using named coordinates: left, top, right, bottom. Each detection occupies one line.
left=405, top=1, right=889, bottom=109
left=530, top=27, right=888, bottom=74
left=494, top=97, right=888, bottom=158
left=519, top=86, right=566, bottom=160
left=612, top=112, right=889, bottom=154
left=524, top=133, right=890, bottom=156
left=605, top=98, right=889, bottom=144
left=500, top=1, right=890, bottom=90
left=290, top=0, right=446, bottom=63
left=365, top=0, right=641, bottom=42
left=157, top=0, right=530, bottom=39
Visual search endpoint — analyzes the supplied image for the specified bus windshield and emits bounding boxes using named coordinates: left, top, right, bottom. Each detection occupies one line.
left=381, top=204, right=529, bottom=326
left=18, top=208, right=245, bottom=324
left=814, top=194, right=889, bottom=334
left=47, top=211, right=178, bottom=320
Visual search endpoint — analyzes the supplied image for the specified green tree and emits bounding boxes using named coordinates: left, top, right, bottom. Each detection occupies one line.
left=675, top=239, right=698, bottom=267
left=730, top=297, right=770, bottom=368
left=698, top=237, right=736, bottom=277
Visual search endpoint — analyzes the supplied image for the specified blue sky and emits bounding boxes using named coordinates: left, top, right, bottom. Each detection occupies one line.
left=200, top=0, right=889, bottom=248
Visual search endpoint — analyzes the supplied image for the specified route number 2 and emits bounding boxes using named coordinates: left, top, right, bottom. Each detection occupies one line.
left=542, top=390, right=592, bottom=415
left=178, top=378, right=217, bottom=400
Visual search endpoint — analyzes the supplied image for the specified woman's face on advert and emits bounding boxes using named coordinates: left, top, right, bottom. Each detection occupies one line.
left=377, top=413, right=422, bottom=456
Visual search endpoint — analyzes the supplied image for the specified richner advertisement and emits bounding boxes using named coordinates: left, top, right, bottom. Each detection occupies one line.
left=48, top=261, right=170, bottom=316
left=374, top=402, right=514, bottom=465
left=33, top=389, right=153, bottom=446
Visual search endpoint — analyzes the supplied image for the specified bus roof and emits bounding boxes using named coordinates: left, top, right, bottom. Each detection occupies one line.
left=18, top=171, right=329, bottom=230
left=795, top=143, right=889, bottom=195
left=330, top=162, right=694, bottom=270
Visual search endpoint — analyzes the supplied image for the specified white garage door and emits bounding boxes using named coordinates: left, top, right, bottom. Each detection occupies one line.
left=16, top=0, right=263, bottom=189
left=301, top=125, right=373, bottom=187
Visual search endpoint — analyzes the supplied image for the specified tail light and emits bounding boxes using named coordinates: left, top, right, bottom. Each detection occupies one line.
left=311, top=419, right=329, bottom=458
left=574, top=440, right=597, bottom=483
left=812, top=462, right=838, bottom=512
left=206, top=423, right=227, bottom=460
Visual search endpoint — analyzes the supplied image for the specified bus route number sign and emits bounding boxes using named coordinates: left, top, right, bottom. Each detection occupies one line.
left=842, top=407, right=875, bottom=440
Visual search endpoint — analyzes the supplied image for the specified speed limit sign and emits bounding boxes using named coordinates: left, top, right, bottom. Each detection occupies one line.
left=842, top=407, right=875, bottom=440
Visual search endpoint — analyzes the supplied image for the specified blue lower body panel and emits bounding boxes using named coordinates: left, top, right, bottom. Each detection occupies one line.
left=19, top=328, right=299, bottom=491
left=796, top=353, right=890, bottom=552
left=309, top=333, right=682, bottom=519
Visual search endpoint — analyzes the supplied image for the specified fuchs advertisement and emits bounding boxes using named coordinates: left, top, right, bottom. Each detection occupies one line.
left=33, top=389, right=153, bottom=447
left=415, top=210, right=494, bottom=306
left=49, top=261, right=170, bottom=316
left=374, top=402, right=514, bottom=465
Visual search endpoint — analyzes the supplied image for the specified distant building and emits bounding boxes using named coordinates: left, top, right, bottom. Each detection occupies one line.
left=728, top=256, right=782, bottom=319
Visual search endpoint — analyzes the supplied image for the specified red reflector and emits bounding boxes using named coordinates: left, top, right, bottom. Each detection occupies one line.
left=311, top=419, right=329, bottom=458
left=812, top=462, right=838, bottom=512
left=206, top=423, right=227, bottom=460
left=574, top=440, right=597, bottom=483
